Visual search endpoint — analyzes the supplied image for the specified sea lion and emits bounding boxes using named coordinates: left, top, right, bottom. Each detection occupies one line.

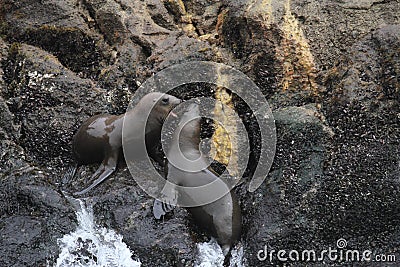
left=70, top=92, right=181, bottom=196
left=154, top=103, right=241, bottom=261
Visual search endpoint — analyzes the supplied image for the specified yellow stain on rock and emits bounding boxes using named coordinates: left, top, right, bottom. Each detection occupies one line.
left=211, top=66, right=239, bottom=178
left=165, top=0, right=198, bottom=37
left=245, top=0, right=317, bottom=94
left=170, top=0, right=186, bottom=14
left=278, top=0, right=318, bottom=94
left=247, top=0, right=274, bottom=26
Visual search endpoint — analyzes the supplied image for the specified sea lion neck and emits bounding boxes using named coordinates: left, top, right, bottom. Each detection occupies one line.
left=168, top=108, right=203, bottom=161
left=122, top=108, right=151, bottom=138
left=178, top=128, right=201, bottom=153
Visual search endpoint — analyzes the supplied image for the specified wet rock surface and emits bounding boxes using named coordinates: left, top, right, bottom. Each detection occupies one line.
left=0, top=0, right=399, bottom=266
left=0, top=172, right=77, bottom=266
left=92, top=182, right=196, bottom=267
left=241, top=104, right=331, bottom=265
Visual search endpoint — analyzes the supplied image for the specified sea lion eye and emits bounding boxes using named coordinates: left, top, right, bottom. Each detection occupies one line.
left=162, top=97, right=169, bottom=104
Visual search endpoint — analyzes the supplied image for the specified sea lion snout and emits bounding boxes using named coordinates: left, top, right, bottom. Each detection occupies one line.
left=145, top=92, right=181, bottom=122
left=165, top=95, right=181, bottom=118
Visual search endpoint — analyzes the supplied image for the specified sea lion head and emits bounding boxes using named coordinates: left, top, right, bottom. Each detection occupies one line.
left=139, top=92, right=181, bottom=126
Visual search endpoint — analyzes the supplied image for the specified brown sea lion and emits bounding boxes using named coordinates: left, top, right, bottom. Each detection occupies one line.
left=154, top=103, right=241, bottom=262
left=70, top=92, right=181, bottom=196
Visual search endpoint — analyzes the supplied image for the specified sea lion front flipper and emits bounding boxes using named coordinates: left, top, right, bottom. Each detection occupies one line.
left=153, top=199, right=164, bottom=219
left=153, top=199, right=176, bottom=219
left=153, top=183, right=178, bottom=219
left=73, top=151, right=118, bottom=197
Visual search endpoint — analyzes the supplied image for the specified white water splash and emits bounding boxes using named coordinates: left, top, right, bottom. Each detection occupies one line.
left=195, top=239, right=246, bottom=267
left=229, top=244, right=247, bottom=267
left=55, top=200, right=141, bottom=267
left=195, top=238, right=224, bottom=267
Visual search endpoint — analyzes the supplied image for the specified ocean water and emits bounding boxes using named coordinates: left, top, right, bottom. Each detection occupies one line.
left=55, top=200, right=141, bottom=267
left=195, top=238, right=246, bottom=267
left=55, top=199, right=246, bottom=267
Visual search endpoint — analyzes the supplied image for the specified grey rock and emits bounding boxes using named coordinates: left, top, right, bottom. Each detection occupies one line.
left=2, top=0, right=108, bottom=78
left=0, top=0, right=399, bottom=266
left=324, top=25, right=400, bottom=107
left=0, top=174, right=76, bottom=267
left=289, top=0, right=400, bottom=70
left=242, top=104, right=331, bottom=266
left=2, top=43, right=107, bottom=170
left=340, top=0, right=387, bottom=10
left=93, top=182, right=196, bottom=266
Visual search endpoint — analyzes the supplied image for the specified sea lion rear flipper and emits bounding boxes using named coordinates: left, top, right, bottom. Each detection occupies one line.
left=73, top=152, right=118, bottom=197
left=73, top=167, right=114, bottom=196
left=61, top=163, right=78, bottom=187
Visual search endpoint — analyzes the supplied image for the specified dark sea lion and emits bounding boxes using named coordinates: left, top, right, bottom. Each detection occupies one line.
left=154, top=103, right=242, bottom=261
left=70, top=92, right=181, bottom=196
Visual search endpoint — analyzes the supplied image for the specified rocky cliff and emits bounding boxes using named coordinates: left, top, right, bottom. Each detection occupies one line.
left=0, top=0, right=399, bottom=266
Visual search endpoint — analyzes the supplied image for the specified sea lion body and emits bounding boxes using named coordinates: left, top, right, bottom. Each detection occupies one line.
left=71, top=92, right=181, bottom=195
left=73, top=114, right=123, bottom=165
left=165, top=103, right=242, bottom=256
left=170, top=166, right=242, bottom=254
